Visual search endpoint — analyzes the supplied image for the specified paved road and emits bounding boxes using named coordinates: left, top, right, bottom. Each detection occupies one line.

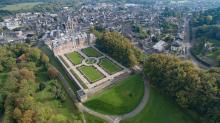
left=117, top=80, right=150, bottom=122
left=184, top=18, right=210, bottom=69
left=79, top=79, right=150, bottom=123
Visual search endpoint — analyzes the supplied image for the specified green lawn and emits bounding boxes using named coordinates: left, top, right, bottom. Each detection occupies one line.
left=82, top=47, right=102, bottom=57
left=121, top=88, right=198, bottom=123
left=84, top=74, right=144, bottom=115
left=78, top=66, right=104, bottom=83
left=66, top=52, right=84, bottom=65
left=0, top=2, right=42, bottom=11
left=83, top=112, right=108, bottom=123
left=99, top=58, right=122, bottom=74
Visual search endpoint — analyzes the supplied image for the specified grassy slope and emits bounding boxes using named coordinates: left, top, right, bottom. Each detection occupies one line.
left=0, top=2, right=42, bottom=11
left=99, top=58, right=122, bottom=74
left=82, top=47, right=102, bottom=57
left=84, top=74, right=144, bottom=115
left=79, top=66, right=104, bottom=83
left=40, top=45, right=79, bottom=92
left=66, top=52, right=84, bottom=65
left=83, top=112, right=108, bottom=123
left=121, top=88, right=198, bottom=123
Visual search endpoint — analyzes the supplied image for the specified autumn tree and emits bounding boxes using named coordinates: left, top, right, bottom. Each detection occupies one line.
left=48, top=66, right=59, bottom=79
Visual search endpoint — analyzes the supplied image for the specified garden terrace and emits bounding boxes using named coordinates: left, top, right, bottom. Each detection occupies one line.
left=99, top=58, right=122, bottom=75
left=78, top=65, right=105, bottom=83
left=81, top=47, right=102, bottom=58
left=66, top=52, right=84, bottom=65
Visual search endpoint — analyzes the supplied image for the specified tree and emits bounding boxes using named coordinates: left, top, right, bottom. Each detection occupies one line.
left=27, top=48, right=41, bottom=62
left=40, top=53, right=49, bottom=65
left=20, top=110, right=35, bottom=123
left=13, top=107, right=22, bottom=121
left=144, top=54, right=220, bottom=122
left=96, top=31, right=141, bottom=67
left=19, top=68, right=35, bottom=82
left=48, top=66, right=59, bottom=79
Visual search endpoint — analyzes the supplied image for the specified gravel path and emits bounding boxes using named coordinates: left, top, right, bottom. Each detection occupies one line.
left=79, top=79, right=150, bottom=123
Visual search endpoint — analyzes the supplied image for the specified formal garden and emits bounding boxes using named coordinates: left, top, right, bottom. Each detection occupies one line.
left=78, top=65, right=105, bottom=83
left=81, top=47, right=103, bottom=57
left=59, top=47, right=127, bottom=90
left=99, top=58, right=122, bottom=75
left=66, top=52, right=84, bottom=65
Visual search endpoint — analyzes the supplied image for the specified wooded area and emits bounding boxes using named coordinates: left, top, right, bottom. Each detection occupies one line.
left=96, top=31, right=141, bottom=67
left=144, top=54, right=220, bottom=122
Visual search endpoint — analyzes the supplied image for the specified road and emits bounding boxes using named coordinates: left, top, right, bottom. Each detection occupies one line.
left=184, top=18, right=210, bottom=69
left=78, top=79, right=150, bottom=123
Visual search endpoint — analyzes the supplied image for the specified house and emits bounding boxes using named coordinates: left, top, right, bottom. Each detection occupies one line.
left=153, top=40, right=168, bottom=52
left=171, top=40, right=186, bottom=54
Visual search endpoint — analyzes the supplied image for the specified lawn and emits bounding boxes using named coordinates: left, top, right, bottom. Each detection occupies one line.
left=66, top=52, right=84, bottom=65
left=121, top=88, right=198, bottom=123
left=84, top=74, right=144, bottom=115
left=78, top=66, right=105, bottom=83
left=0, top=2, right=42, bottom=11
left=83, top=112, right=108, bottom=123
left=82, top=47, right=102, bottom=57
left=99, top=58, right=122, bottom=74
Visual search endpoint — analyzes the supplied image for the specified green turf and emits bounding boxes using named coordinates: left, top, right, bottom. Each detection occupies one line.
left=84, top=74, right=144, bottom=115
left=121, top=88, right=198, bottom=123
left=0, top=2, right=42, bottom=11
left=99, top=58, right=122, bottom=74
left=82, top=47, right=102, bottom=57
left=78, top=66, right=104, bottom=83
left=66, top=52, right=84, bottom=65
left=83, top=112, right=108, bottom=123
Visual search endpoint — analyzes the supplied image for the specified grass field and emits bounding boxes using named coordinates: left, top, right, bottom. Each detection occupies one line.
left=82, top=47, right=102, bottom=57
left=78, top=66, right=104, bottom=83
left=66, top=52, right=84, bottom=65
left=84, top=74, right=144, bottom=115
left=0, top=2, right=42, bottom=11
left=83, top=112, right=108, bottom=123
left=121, top=88, right=198, bottom=123
left=99, top=58, right=122, bottom=74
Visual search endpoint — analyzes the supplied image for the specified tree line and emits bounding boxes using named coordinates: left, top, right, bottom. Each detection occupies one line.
left=144, top=54, right=220, bottom=122
left=190, top=7, right=220, bottom=27
left=95, top=31, right=141, bottom=67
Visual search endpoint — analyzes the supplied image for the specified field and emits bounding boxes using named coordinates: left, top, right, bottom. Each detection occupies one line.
left=78, top=66, right=105, bottom=83
left=82, top=47, right=102, bottom=57
left=99, top=58, right=122, bottom=74
left=84, top=74, right=144, bottom=115
left=0, top=2, right=42, bottom=11
left=121, top=88, right=198, bottom=123
left=66, top=52, right=84, bottom=65
left=83, top=112, right=108, bottom=123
